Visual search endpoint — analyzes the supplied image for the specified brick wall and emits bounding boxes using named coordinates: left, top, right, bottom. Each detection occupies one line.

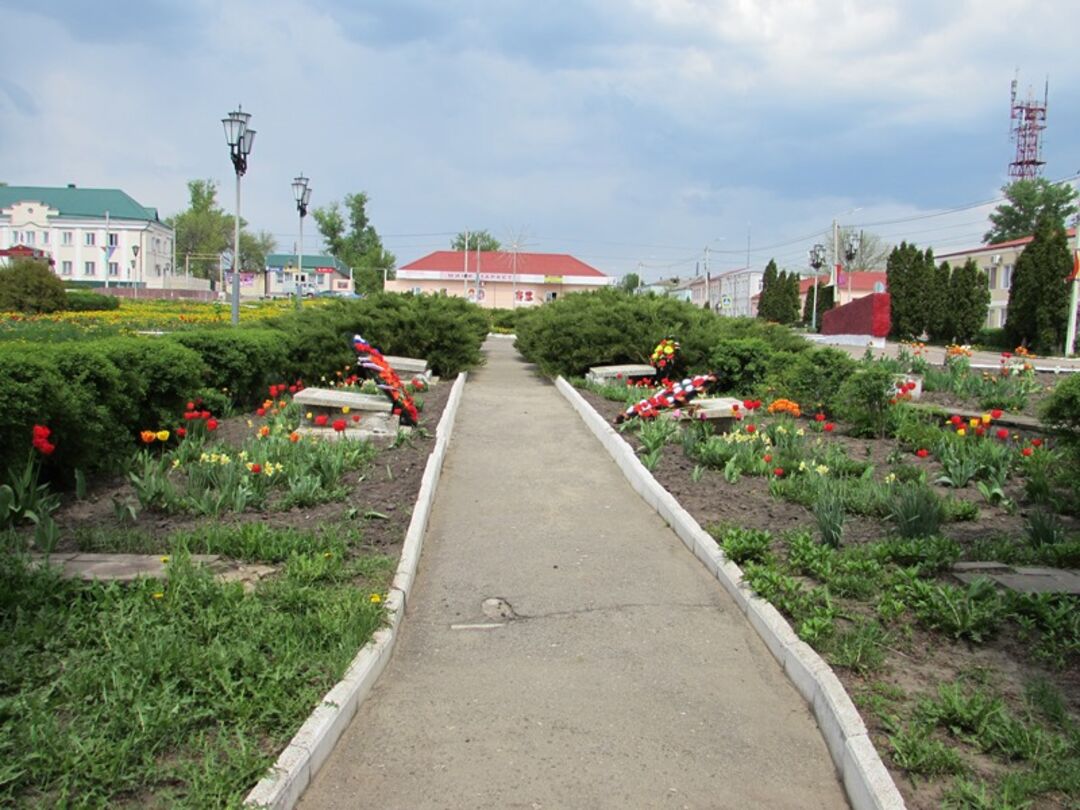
left=821, top=292, right=890, bottom=337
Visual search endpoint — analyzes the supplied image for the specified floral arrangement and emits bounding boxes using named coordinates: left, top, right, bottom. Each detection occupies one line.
left=650, top=338, right=680, bottom=370
left=614, top=373, right=717, bottom=423
left=352, top=334, right=420, bottom=426
left=766, top=398, right=801, bottom=418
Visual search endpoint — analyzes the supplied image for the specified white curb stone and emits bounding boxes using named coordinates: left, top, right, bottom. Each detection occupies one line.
left=245, top=372, right=468, bottom=809
left=555, top=376, right=906, bottom=810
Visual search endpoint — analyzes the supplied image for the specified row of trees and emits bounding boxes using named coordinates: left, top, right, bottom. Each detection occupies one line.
left=886, top=242, right=991, bottom=342
left=756, top=259, right=802, bottom=324
left=168, top=181, right=396, bottom=295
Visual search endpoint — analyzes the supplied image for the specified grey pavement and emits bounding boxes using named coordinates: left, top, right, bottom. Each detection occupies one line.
left=299, top=336, right=848, bottom=810
left=823, top=338, right=1080, bottom=371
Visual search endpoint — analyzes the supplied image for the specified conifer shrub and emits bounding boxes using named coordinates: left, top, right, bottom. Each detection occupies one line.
left=0, top=258, right=67, bottom=313
left=62, top=290, right=120, bottom=312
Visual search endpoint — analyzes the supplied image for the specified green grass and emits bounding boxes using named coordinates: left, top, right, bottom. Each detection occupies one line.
left=0, top=543, right=392, bottom=807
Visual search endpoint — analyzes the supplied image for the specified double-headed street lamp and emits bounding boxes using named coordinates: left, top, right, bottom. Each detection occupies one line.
left=222, top=105, right=256, bottom=326
left=808, top=243, right=827, bottom=332
left=292, top=175, right=311, bottom=308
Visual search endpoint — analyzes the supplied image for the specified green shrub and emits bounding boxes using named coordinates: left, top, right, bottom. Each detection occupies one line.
left=170, top=329, right=289, bottom=408
left=63, top=291, right=120, bottom=312
left=0, top=258, right=67, bottom=313
left=1039, top=374, right=1080, bottom=453
left=487, top=307, right=521, bottom=333
left=764, top=347, right=858, bottom=414
left=709, top=338, right=775, bottom=393
left=835, top=365, right=896, bottom=437
left=513, top=288, right=809, bottom=378
left=975, top=327, right=1011, bottom=350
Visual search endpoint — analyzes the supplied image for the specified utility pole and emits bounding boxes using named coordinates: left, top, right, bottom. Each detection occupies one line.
left=832, top=219, right=840, bottom=286
left=1066, top=214, right=1080, bottom=356
left=475, top=239, right=481, bottom=303
left=462, top=230, right=469, bottom=299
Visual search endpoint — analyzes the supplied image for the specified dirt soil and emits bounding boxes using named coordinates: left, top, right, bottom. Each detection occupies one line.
left=45, top=380, right=453, bottom=558
left=579, top=386, right=1080, bottom=810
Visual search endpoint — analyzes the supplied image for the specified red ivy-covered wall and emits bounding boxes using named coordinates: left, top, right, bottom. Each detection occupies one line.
left=821, top=292, right=891, bottom=337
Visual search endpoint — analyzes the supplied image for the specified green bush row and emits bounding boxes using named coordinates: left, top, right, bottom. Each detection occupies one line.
left=513, top=288, right=808, bottom=379
left=62, top=290, right=121, bottom=311
left=0, top=294, right=487, bottom=480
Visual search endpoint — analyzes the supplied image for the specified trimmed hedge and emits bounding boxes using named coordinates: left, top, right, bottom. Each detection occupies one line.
left=63, top=291, right=120, bottom=312
left=0, top=293, right=488, bottom=480
left=513, top=289, right=809, bottom=379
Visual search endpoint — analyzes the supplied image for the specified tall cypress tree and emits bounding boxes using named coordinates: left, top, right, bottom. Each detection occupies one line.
left=1006, top=214, right=1072, bottom=352
left=887, top=242, right=920, bottom=339
left=926, top=261, right=952, bottom=342
left=949, top=259, right=991, bottom=343
left=782, top=271, right=801, bottom=324
left=758, top=259, right=779, bottom=320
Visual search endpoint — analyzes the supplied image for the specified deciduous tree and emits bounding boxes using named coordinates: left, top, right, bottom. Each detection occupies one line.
left=984, top=178, right=1078, bottom=245
left=312, top=192, right=396, bottom=294
left=452, top=230, right=501, bottom=251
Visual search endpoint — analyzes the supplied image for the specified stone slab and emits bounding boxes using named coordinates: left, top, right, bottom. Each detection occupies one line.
left=952, top=562, right=1080, bottom=595
left=383, top=355, right=431, bottom=378
left=31, top=553, right=221, bottom=582
left=585, top=363, right=655, bottom=386
left=293, top=388, right=392, bottom=413
left=295, top=424, right=402, bottom=448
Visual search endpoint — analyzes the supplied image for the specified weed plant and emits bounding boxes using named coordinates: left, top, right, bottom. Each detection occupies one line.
left=888, top=482, right=946, bottom=538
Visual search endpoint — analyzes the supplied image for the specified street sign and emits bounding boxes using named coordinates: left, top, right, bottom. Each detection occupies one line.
left=721, top=295, right=733, bottom=309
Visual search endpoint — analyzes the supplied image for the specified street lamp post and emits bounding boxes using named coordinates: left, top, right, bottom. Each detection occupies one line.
left=131, top=245, right=140, bottom=298
left=222, top=105, right=255, bottom=326
left=291, top=175, right=311, bottom=308
left=808, top=243, right=826, bottom=332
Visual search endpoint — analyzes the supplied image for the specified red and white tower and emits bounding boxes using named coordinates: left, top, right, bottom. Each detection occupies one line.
left=1008, top=74, right=1048, bottom=180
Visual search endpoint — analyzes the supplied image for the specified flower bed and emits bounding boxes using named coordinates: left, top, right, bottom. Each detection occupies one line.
left=580, top=379, right=1079, bottom=809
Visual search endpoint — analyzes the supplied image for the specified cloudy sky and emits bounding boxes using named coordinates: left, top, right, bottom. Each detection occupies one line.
left=2, top=0, right=1078, bottom=280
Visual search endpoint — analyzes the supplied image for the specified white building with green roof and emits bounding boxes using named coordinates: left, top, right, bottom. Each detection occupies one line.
left=262, top=253, right=354, bottom=297
left=0, top=184, right=178, bottom=290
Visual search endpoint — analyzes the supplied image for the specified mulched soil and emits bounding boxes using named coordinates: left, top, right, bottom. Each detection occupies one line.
left=43, top=380, right=453, bottom=558
left=579, top=386, right=1080, bottom=810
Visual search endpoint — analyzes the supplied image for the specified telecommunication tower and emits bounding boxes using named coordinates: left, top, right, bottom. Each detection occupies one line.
left=1008, top=74, right=1048, bottom=180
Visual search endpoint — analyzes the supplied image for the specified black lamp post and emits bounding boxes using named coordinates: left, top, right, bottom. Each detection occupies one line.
left=222, top=105, right=255, bottom=325
left=808, top=243, right=826, bottom=332
left=291, top=175, right=311, bottom=307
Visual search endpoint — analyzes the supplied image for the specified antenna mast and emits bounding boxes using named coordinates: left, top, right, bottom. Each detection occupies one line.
left=1008, top=72, right=1048, bottom=180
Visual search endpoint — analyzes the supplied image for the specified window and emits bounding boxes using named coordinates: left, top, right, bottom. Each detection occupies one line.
left=62, top=231, right=73, bottom=246
left=109, top=262, right=119, bottom=277
left=61, top=261, right=73, bottom=275
left=411, top=286, right=422, bottom=294
left=108, top=233, right=118, bottom=247
left=41, top=231, right=49, bottom=245
left=545, top=291, right=558, bottom=302
left=154, top=264, right=161, bottom=276
left=1002, top=265, right=1013, bottom=290
left=84, top=261, right=96, bottom=276
left=85, top=232, right=96, bottom=246
left=988, top=267, right=998, bottom=289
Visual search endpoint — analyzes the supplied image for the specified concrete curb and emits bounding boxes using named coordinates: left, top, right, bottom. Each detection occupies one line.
left=555, top=377, right=906, bottom=810
left=245, top=371, right=469, bottom=809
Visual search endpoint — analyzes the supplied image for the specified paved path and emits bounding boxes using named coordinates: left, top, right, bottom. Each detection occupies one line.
left=823, top=338, right=1080, bottom=372
left=299, top=337, right=847, bottom=810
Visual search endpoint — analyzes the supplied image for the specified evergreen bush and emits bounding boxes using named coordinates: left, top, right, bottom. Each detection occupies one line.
left=62, top=291, right=120, bottom=312
left=0, top=258, right=67, bottom=314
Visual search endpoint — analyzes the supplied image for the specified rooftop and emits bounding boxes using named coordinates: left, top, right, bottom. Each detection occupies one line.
left=0, top=185, right=162, bottom=222
left=401, top=251, right=608, bottom=278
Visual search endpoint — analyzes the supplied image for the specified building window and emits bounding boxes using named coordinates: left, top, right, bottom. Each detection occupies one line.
left=108, top=233, right=118, bottom=247
left=1002, top=265, right=1013, bottom=290
left=84, top=261, right=96, bottom=276
left=23, top=231, right=35, bottom=246
left=411, top=286, right=422, bottom=294
left=41, top=231, right=49, bottom=245
left=61, top=261, right=73, bottom=275
left=62, top=231, right=73, bottom=246
left=988, top=267, right=998, bottom=289
left=155, top=264, right=161, bottom=276
left=545, top=291, right=558, bottom=302
left=109, top=262, right=119, bottom=277
left=85, top=232, right=96, bottom=246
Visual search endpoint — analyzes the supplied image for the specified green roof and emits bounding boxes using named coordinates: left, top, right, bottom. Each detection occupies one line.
left=265, top=253, right=349, bottom=272
left=0, top=185, right=161, bottom=222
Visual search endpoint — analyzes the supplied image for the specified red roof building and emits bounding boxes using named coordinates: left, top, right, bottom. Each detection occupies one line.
left=386, top=251, right=614, bottom=308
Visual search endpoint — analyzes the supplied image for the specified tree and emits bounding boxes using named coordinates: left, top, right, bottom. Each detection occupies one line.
left=0, top=258, right=67, bottom=313
left=620, top=272, right=641, bottom=293
left=949, top=259, right=991, bottom=343
left=1005, top=213, right=1072, bottom=352
left=827, top=227, right=892, bottom=271
left=451, top=230, right=501, bottom=251
left=774, top=270, right=801, bottom=324
left=757, top=259, right=780, bottom=321
left=167, top=180, right=232, bottom=279
left=984, top=178, right=1078, bottom=245
left=802, top=282, right=834, bottom=331
left=886, top=241, right=935, bottom=340
left=925, top=261, right=953, bottom=342
left=312, top=192, right=396, bottom=294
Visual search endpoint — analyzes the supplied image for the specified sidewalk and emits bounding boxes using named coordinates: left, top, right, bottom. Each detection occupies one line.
left=298, top=337, right=848, bottom=809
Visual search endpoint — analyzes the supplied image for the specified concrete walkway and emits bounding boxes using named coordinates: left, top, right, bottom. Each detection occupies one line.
left=299, top=337, right=847, bottom=810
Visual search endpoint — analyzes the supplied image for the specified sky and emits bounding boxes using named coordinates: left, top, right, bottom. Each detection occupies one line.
left=2, top=0, right=1078, bottom=282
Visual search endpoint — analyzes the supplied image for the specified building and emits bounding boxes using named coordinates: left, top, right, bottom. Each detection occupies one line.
left=0, top=185, right=176, bottom=289
left=386, top=251, right=614, bottom=308
left=638, top=277, right=684, bottom=297
left=258, top=253, right=354, bottom=298
left=936, top=228, right=1076, bottom=330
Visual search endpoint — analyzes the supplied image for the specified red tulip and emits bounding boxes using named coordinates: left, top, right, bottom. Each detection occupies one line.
left=351, top=414, right=361, bottom=423
left=824, top=423, right=835, bottom=432
left=916, top=449, right=929, bottom=458
left=1022, top=447, right=1033, bottom=457
left=746, top=424, right=756, bottom=434
left=996, top=428, right=1008, bottom=440
left=250, top=463, right=262, bottom=474
left=333, top=419, right=347, bottom=432
left=1031, top=438, right=1043, bottom=447
left=256, top=408, right=266, bottom=417
left=200, top=410, right=211, bottom=420
left=186, top=401, right=195, bottom=411
left=991, top=409, right=1003, bottom=419
left=176, top=427, right=187, bottom=438
left=763, top=454, right=772, bottom=463
left=206, top=418, right=219, bottom=431
left=773, top=467, right=784, bottom=477
left=815, top=413, right=825, bottom=422
left=314, top=414, right=328, bottom=426
left=950, top=415, right=962, bottom=425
